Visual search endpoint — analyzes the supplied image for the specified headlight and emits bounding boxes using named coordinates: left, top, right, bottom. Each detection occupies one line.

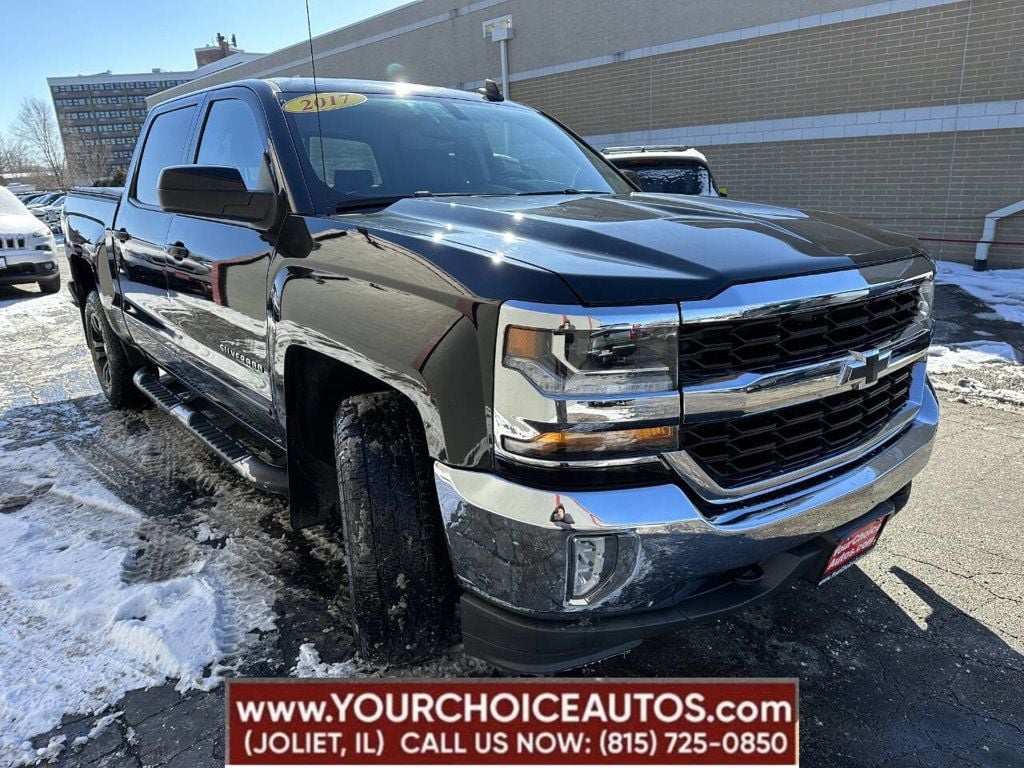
left=494, top=302, right=680, bottom=465
left=30, top=231, right=54, bottom=251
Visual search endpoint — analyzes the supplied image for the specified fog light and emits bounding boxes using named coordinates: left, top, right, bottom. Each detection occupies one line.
left=570, top=535, right=617, bottom=600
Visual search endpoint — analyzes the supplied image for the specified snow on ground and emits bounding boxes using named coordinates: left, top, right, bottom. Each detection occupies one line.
left=0, top=262, right=454, bottom=766
left=0, top=438, right=278, bottom=766
left=936, top=260, right=1024, bottom=325
left=928, top=340, right=1021, bottom=374
left=291, top=643, right=493, bottom=680
left=930, top=261, right=1024, bottom=406
left=0, top=275, right=282, bottom=766
left=0, top=442, right=213, bottom=764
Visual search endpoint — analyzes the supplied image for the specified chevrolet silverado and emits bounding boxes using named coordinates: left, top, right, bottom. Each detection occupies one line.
left=62, top=78, right=937, bottom=673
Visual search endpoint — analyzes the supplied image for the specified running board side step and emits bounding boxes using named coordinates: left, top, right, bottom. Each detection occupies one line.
left=133, top=369, right=288, bottom=495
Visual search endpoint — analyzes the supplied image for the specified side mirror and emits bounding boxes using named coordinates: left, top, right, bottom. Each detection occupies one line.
left=157, top=165, right=274, bottom=224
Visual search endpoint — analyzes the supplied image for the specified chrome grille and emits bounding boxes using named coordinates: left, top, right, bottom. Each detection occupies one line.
left=680, top=366, right=913, bottom=487
left=0, top=236, right=27, bottom=250
left=673, top=258, right=934, bottom=497
left=679, top=286, right=922, bottom=384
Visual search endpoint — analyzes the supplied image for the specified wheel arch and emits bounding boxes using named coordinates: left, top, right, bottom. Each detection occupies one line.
left=67, top=252, right=96, bottom=312
left=282, top=344, right=442, bottom=529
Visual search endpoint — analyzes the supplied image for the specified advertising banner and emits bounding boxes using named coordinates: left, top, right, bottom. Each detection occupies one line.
left=227, top=679, right=799, bottom=767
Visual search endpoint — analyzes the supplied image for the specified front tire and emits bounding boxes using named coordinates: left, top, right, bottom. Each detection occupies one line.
left=38, top=275, right=60, bottom=294
left=333, top=392, right=458, bottom=664
left=83, top=291, right=147, bottom=410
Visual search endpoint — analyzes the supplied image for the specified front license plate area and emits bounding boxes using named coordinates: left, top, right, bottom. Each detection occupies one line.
left=0, top=256, right=6, bottom=269
left=819, top=515, right=888, bottom=584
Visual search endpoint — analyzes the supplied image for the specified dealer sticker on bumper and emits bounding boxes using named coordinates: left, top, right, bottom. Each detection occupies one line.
left=820, top=515, right=888, bottom=583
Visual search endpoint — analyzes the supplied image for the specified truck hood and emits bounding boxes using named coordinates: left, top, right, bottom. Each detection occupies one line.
left=365, top=193, right=924, bottom=304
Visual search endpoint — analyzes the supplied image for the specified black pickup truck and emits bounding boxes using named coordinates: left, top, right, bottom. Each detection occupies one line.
left=62, top=77, right=938, bottom=673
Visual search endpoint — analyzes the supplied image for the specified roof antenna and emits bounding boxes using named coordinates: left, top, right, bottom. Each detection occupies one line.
left=476, top=78, right=504, bottom=102
left=304, top=0, right=327, bottom=211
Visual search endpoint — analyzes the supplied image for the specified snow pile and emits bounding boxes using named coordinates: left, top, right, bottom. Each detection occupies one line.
left=928, top=341, right=1021, bottom=374
left=0, top=442, right=227, bottom=765
left=292, top=643, right=496, bottom=680
left=293, top=643, right=365, bottom=679
left=936, top=261, right=1024, bottom=325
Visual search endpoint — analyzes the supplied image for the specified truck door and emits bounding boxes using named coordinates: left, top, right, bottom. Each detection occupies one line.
left=158, top=90, right=279, bottom=440
left=113, top=102, right=197, bottom=363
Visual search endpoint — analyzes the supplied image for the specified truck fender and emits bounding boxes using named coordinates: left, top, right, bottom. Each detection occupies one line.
left=269, top=265, right=451, bottom=528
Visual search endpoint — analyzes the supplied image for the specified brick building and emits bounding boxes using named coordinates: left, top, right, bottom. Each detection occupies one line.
left=48, top=40, right=260, bottom=179
left=151, top=0, right=1024, bottom=267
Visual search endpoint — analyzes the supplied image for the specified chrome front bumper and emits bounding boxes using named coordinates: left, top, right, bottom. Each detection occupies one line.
left=435, top=372, right=938, bottom=618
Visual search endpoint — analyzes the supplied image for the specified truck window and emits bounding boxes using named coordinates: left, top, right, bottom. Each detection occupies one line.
left=309, top=137, right=382, bottom=194
left=133, top=106, right=195, bottom=206
left=195, top=99, right=271, bottom=191
left=279, top=93, right=631, bottom=212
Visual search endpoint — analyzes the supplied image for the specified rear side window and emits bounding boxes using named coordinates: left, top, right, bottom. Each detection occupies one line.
left=133, top=106, right=195, bottom=206
left=196, top=99, right=270, bottom=191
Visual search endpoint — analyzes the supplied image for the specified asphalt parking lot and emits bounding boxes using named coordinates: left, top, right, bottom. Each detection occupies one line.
left=1, top=265, right=1021, bottom=768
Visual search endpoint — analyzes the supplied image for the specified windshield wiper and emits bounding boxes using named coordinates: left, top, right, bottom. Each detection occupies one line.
left=335, top=191, right=502, bottom=212
left=335, top=196, right=407, bottom=212
left=512, top=188, right=607, bottom=196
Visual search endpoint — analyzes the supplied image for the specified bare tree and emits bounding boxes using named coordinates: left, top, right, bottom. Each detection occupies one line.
left=13, top=97, right=69, bottom=189
left=66, top=135, right=113, bottom=186
left=0, top=130, right=31, bottom=179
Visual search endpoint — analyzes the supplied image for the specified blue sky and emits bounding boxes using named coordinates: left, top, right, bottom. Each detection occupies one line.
left=2, top=0, right=409, bottom=133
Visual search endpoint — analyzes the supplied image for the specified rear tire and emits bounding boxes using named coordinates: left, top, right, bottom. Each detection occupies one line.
left=38, top=275, right=60, bottom=294
left=83, top=291, right=147, bottom=410
left=333, top=392, right=459, bottom=664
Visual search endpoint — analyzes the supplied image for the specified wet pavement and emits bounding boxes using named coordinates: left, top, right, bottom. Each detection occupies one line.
left=2, top=266, right=1022, bottom=767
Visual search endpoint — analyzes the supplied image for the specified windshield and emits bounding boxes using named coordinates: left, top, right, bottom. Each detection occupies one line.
left=612, top=158, right=718, bottom=196
left=280, top=91, right=632, bottom=212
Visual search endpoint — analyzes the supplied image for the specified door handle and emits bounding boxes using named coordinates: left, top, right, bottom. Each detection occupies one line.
left=113, top=228, right=131, bottom=243
left=166, top=243, right=190, bottom=260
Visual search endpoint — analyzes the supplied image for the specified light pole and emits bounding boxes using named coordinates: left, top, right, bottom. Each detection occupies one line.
left=482, top=15, right=513, bottom=99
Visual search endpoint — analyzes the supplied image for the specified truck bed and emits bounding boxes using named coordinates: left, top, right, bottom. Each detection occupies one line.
left=63, top=187, right=121, bottom=232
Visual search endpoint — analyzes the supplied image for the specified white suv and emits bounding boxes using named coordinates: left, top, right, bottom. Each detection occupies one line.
left=0, top=187, right=60, bottom=293
left=603, top=145, right=723, bottom=197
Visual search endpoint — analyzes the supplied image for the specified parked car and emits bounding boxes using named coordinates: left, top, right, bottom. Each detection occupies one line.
left=603, top=145, right=723, bottom=196
left=18, top=192, right=50, bottom=205
left=32, top=194, right=65, bottom=233
left=26, top=192, right=62, bottom=209
left=0, top=187, right=60, bottom=293
left=63, top=78, right=937, bottom=673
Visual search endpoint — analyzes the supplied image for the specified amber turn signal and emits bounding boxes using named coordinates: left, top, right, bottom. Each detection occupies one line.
left=503, top=425, right=676, bottom=459
left=504, top=326, right=546, bottom=361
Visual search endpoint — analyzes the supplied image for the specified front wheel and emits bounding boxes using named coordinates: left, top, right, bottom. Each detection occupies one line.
left=83, top=291, right=147, bottom=410
left=333, top=392, right=459, bottom=664
left=38, top=275, right=60, bottom=294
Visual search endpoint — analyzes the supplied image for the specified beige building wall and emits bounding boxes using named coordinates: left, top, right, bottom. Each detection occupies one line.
left=152, top=0, right=1024, bottom=267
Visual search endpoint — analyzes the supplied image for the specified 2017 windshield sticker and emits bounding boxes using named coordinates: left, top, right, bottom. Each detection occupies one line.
left=282, top=92, right=367, bottom=113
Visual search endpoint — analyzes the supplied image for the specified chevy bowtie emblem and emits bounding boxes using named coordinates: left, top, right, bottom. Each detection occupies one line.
left=838, top=348, right=892, bottom=389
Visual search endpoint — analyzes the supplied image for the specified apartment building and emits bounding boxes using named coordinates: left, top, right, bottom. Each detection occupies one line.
left=151, top=0, right=1024, bottom=267
left=49, top=70, right=193, bottom=176
left=48, top=37, right=261, bottom=178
